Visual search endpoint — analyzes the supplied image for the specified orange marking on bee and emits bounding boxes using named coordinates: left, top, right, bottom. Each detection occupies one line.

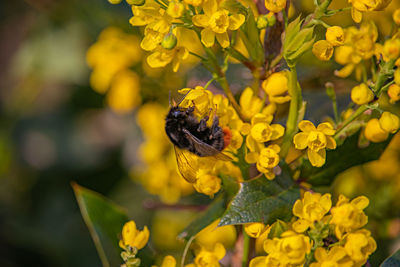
left=223, top=127, right=232, bottom=149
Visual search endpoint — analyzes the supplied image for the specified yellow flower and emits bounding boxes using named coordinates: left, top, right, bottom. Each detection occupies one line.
left=239, top=87, right=264, bottom=120
left=166, top=1, right=185, bottom=18
left=379, top=111, right=400, bottom=134
left=141, top=22, right=171, bottom=51
left=194, top=171, right=221, bottom=197
left=250, top=114, right=285, bottom=143
left=264, top=230, right=311, bottom=266
left=349, top=0, right=392, bottom=23
left=343, top=229, right=377, bottom=265
left=383, top=38, right=400, bottom=60
left=262, top=71, right=291, bottom=104
left=292, top=191, right=332, bottom=233
left=388, top=84, right=400, bottom=103
left=351, top=83, right=374, bottom=105
left=394, top=8, right=400, bottom=25
left=310, top=247, right=353, bottom=267
left=107, top=70, right=141, bottom=113
left=147, top=46, right=189, bottom=72
left=196, top=220, right=237, bottom=250
left=129, top=3, right=163, bottom=27
left=364, top=118, right=389, bottom=143
left=326, top=26, right=345, bottom=47
left=194, top=243, right=226, bottom=267
left=192, top=0, right=245, bottom=48
left=330, top=195, right=369, bottom=239
left=256, top=144, right=281, bottom=180
left=179, top=86, right=213, bottom=117
left=293, top=120, right=336, bottom=167
left=312, top=40, right=334, bottom=61
left=119, top=220, right=150, bottom=250
left=264, top=0, right=287, bottom=13
left=109, top=0, right=122, bottom=4
left=244, top=223, right=269, bottom=238
left=334, top=22, right=378, bottom=79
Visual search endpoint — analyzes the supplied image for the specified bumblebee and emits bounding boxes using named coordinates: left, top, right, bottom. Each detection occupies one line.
left=165, top=105, right=232, bottom=182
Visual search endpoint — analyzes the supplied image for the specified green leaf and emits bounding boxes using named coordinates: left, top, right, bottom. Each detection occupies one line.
left=268, top=220, right=289, bottom=238
left=179, top=195, right=227, bottom=240
left=381, top=249, right=400, bottom=267
left=73, top=183, right=129, bottom=267
left=218, top=170, right=300, bottom=226
left=221, top=0, right=247, bottom=15
left=239, top=8, right=264, bottom=64
left=301, top=131, right=393, bottom=186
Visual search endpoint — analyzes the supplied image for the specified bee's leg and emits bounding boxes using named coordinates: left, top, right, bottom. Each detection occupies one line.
left=197, top=116, right=209, bottom=132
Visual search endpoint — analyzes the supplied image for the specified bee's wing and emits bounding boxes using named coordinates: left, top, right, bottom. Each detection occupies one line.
left=182, top=129, right=232, bottom=161
left=174, top=146, right=198, bottom=183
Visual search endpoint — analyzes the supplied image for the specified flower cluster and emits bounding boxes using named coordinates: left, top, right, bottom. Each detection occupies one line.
left=249, top=192, right=376, bottom=267
left=119, top=220, right=150, bottom=267
left=312, top=26, right=344, bottom=61
left=86, top=27, right=142, bottom=113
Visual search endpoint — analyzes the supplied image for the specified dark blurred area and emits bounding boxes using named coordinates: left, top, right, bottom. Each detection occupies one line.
left=0, top=1, right=151, bottom=266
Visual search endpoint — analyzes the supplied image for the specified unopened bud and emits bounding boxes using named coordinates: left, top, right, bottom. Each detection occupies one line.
left=325, top=82, right=336, bottom=101
left=267, top=13, right=276, bottom=26
left=161, top=33, right=177, bottom=49
left=257, top=15, right=269, bottom=29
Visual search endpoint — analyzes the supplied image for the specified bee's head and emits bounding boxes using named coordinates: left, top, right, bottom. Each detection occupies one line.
left=168, top=106, right=187, bottom=119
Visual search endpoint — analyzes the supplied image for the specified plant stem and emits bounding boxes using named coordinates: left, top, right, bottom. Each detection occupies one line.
left=281, top=66, right=301, bottom=158
left=242, top=227, right=250, bottom=267
left=333, top=105, right=368, bottom=139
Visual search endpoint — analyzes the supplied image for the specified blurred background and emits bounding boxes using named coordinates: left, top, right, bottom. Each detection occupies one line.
left=0, top=0, right=399, bottom=266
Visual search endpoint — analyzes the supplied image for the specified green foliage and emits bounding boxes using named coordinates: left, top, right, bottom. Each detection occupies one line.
left=239, top=8, right=264, bottom=65
left=73, top=183, right=129, bottom=267
left=301, top=131, right=393, bottom=186
left=381, top=249, right=400, bottom=267
left=218, top=171, right=300, bottom=226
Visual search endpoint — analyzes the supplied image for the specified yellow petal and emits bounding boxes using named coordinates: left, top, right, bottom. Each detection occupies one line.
left=351, top=7, right=362, bottom=23
left=228, top=14, right=245, bottom=30
left=298, top=120, right=316, bottom=132
left=213, top=243, right=226, bottom=260
left=314, top=247, right=328, bottom=262
left=316, top=122, right=335, bottom=135
left=292, top=219, right=311, bottom=233
left=292, top=199, right=304, bottom=217
left=201, top=28, right=215, bottom=47
left=351, top=196, right=369, bottom=210
left=203, top=0, right=217, bottom=16
left=334, top=64, right=355, bottom=78
left=192, top=14, right=209, bottom=28
left=270, top=124, right=285, bottom=140
left=326, top=136, right=336, bottom=150
left=216, top=32, right=230, bottom=48
left=161, top=255, right=176, bottom=267
left=249, top=256, right=268, bottom=267
left=307, top=148, right=326, bottom=167
left=293, top=132, right=308, bottom=150
left=320, top=194, right=332, bottom=211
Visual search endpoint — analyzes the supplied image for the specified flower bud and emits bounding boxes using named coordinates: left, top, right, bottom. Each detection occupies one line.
left=267, top=13, right=276, bottom=26
left=262, top=71, right=288, bottom=96
left=388, top=84, right=400, bottom=103
left=167, top=1, right=184, bottom=18
left=351, top=83, right=374, bottom=105
left=108, top=0, right=122, bottom=4
left=161, top=34, right=178, bottom=49
left=326, top=26, right=344, bottom=47
left=383, top=39, right=400, bottom=60
left=312, top=40, right=333, bottom=61
left=379, top=112, right=400, bottom=134
left=265, top=0, right=286, bottom=13
left=364, top=118, right=388, bottom=143
left=256, top=15, right=269, bottom=29
left=126, top=0, right=145, bottom=5
left=393, top=8, right=400, bottom=25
